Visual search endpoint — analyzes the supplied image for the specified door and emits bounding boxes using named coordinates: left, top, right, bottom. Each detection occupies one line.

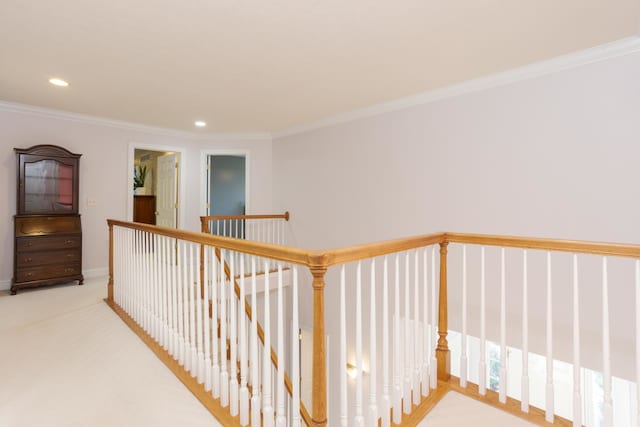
left=207, top=155, right=246, bottom=216
left=156, top=153, right=178, bottom=228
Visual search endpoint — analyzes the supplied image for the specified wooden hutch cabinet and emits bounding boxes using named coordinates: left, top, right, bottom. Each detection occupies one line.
left=12, top=145, right=83, bottom=295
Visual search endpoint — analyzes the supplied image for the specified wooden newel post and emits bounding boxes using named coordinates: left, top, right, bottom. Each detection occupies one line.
left=437, top=240, right=450, bottom=381
left=107, top=222, right=114, bottom=303
left=310, top=265, right=328, bottom=427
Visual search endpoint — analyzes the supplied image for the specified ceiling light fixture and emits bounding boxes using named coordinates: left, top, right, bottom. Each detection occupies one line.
left=194, top=121, right=206, bottom=127
left=49, top=78, right=69, bottom=87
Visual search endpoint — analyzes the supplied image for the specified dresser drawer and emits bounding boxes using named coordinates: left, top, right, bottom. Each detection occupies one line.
left=16, top=249, right=81, bottom=268
left=16, top=264, right=81, bottom=283
left=17, top=235, right=81, bottom=252
left=15, top=215, right=81, bottom=237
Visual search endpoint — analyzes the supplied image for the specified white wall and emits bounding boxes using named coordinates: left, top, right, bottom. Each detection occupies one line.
left=273, top=50, right=640, bottom=420
left=0, top=108, right=273, bottom=289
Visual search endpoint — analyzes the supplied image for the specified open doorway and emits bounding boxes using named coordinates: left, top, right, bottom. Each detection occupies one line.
left=202, top=151, right=249, bottom=218
left=129, top=144, right=184, bottom=229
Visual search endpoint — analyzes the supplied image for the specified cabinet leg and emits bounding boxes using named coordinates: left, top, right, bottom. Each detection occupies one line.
left=10, top=288, right=17, bottom=295
left=78, top=278, right=84, bottom=286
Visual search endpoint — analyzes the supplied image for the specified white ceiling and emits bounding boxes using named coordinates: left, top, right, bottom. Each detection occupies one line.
left=1, top=0, right=638, bottom=133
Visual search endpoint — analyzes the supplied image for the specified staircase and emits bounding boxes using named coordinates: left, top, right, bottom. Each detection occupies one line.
left=106, top=217, right=640, bottom=427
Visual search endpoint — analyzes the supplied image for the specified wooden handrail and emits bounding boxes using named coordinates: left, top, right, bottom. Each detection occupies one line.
left=446, top=232, right=640, bottom=258
left=210, top=247, right=314, bottom=426
left=109, top=219, right=315, bottom=266
left=200, top=211, right=290, bottom=222
left=108, top=218, right=640, bottom=426
left=109, top=220, right=640, bottom=280
left=320, top=233, right=444, bottom=267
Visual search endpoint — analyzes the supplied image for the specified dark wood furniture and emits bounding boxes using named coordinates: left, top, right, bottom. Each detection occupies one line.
left=134, top=195, right=156, bottom=225
left=12, top=145, right=83, bottom=295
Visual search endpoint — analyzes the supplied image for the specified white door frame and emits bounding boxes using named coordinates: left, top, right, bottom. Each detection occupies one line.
left=128, top=142, right=187, bottom=229
left=200, top=149, right=251, bottom=216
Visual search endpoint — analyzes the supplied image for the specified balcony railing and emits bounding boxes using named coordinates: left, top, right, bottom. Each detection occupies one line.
left=107, top=220, right=640, bottom=427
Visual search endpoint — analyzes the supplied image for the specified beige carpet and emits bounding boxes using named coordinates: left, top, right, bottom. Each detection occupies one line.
left=418, top=391, right=536, bottom=426
left=1, top=278, right=538, bottom=427
left=0, top=278, right=220, bottom=427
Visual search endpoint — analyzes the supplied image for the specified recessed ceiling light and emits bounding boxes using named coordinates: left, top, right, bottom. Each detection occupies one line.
left=194, top=121, right=206, bottom=127
left=49, top=78, right=69, bottom=87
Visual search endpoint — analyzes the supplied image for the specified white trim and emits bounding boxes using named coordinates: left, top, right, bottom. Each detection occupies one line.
left=273, top=36, right=640, bottom=139
left=0, top=100, right=270, bottom=141
left=0, top=268, right=107, bottom=291
left=2, top=37, right=639, bottom=140
left=128, top=142, right=187, bottom=230
left=83, top=268, right=109, bottom=279
left=200, top=149, right=251, bottom=217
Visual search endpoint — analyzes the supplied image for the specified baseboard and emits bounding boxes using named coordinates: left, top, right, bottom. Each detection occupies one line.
left=83, top=267, right=108, bottom=279
left=0, top=268, right=108, bottom=291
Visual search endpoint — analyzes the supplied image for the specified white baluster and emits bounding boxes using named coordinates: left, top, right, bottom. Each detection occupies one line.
left=479, top=247, right=486, bottom=396
left=369, top=259, right=379, bottom=425
left=152, top=234, right=157, bottom=338
left=499, top=248, right=507, bottom=404
left=276, top=264, right=286, bottom=427
left=220, top=249, right=229, bottom=407
left=545, top=251, right=554, bottom=423
left=203, top=246, right=212, bottom=391
left=421, top=248, right=430, bottom=397
left=230, top=252, right=239, bottom=415
left=177, top=241, right=185, bottom=366
left=430, top=246, right=437, bottom=390
left=572, top=254, right=581, bottom=427
left=413, top=251, right=420, bottom=405
left=381, top=256, right=391, bottom=427
left=184, top=241, right=192, bottom=372
left=521, top=250, right=529, bottom=412
left=162, top=236, right=169, bottom=350
left=196, top=244, right=205, bottom=383
left=211, top=247, right=220, bottom=398
left=354, top=262, right=364, bottom=427
left=340, top=265, right=348, bottom=427
left=138, top=231, right=145, bottom=330
left=602, top=257, right=612, bottom=427
left=403, top=253, right=412, bottom=414
left=263, top=260, right=274, bottom=427
left=250, top=257, right=261, bottom=427
left=140, top=231, right=145, bottom=331
left=636, top=259, right=640, bottom=427
left=239, top=254, right=249, bottom=426
left=461, top=245, right=468, bottom=388
left=173, top=238, right=180, bottom=361
left=291, top=267, right=301, bottom=427
left=189, top=244, right=198, bottom=376
left=392, top=254, right=402, bottom=424
left=165, top=237, right=173, bottom=357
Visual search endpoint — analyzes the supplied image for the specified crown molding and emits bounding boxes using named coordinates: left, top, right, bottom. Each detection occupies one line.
left=0, top=100, right=272, bottom=142
left=273, top=36, right=640, bottom=139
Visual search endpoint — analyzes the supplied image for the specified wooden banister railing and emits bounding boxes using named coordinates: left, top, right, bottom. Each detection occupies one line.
left=445, top=232, right=640, bottom=258
left=108, top=219, right=640, bottom=427
left=200, top=212, right=290, bottom=246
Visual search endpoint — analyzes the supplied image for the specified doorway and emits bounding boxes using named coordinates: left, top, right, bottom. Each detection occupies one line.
left=129, top=144, right=184, bottom=229
left=203, top=153, right=248, bottom=217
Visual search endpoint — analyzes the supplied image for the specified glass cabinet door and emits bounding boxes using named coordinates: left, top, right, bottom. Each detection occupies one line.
left=23, top=159, right=75, bottom=213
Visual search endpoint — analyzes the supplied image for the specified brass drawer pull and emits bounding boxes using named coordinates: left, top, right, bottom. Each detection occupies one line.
left=65, top=240, right=74, bottom=245
left=64, top=267, right=75, bottom=273
left=24, top=257, right=33, bottom=263
left=26, top=272, right=34, bottom=278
